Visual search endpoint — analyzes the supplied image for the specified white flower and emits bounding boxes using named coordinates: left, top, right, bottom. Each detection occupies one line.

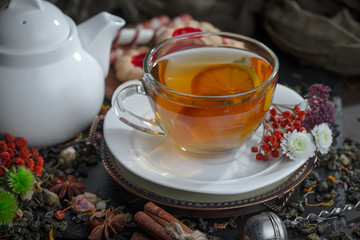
left=311, top=123, right=333, bottom=154
left=281, top=130, right=316, bottom=161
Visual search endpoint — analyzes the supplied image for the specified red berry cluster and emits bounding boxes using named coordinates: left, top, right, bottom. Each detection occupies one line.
left=251, top=105, right=307, bottom=161
left=0, top=133, right=44, bottom=176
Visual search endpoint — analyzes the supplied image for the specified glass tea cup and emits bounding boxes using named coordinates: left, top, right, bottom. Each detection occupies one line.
left=112, top=32, right=279, bottom=157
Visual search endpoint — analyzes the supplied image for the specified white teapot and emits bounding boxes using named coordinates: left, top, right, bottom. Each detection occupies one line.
left=0, top=0, right=125, bottom=147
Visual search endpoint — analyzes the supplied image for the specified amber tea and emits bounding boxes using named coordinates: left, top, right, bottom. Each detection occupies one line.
left=112, top=32, right=278, bottom=157
left=149, top=47, right=275, bottom=155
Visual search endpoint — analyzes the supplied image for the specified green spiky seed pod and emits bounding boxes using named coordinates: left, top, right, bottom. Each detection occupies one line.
left=0, top=191, right=18, bottom=226
left=7, top=167, right=35, bottom=195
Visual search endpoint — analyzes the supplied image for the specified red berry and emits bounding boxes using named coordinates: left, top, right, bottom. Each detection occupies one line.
left=5, top=133, right=15, bottom=142
left=6, top=141, right=15, bottom=150
left=274, top=129, right=283, bottom=138
left=265, top=151, right=272, bottom=157
left=270, top=108, right=277, bottom=116
left=272, top=122, right=279, bottom=129
left=0, top=151, right=11, bottom=161
left=272, top=142, right=280, bottom=150
left=283, top=111, right=291, bottom=118
left=30, top=148, right=39, bottom=158
left=7, top=148, right=14, bottom=158
left=271, top=150, right=280, bottom=158
left=298, top=111, right=306, bottom=118
left=299, top=127, right=307, bottom=132
left=33, top=165, right=43, bottom=176
left=269, top=135, right=277, bottom=143
left=293, top=105, right=300, bottom=113
left=0, top=168, right=5, bottom=177
left=26, top=158, right=35, bottom=171
left=251, top=146, right=259, bottom=153
left=261, top=144, right=271, bottom=151
left=298, top=116, right=305, bottom=121
left=35, top=156, right=44, bottom=167
left=15, top=137, right=27, bottom=148
left=290, top=113, right=297, bottom=120
left=270, top=115, right=278, bottom=122
left=256, top=153, right=264, bottom=161
left=14, top=157, right=25, bottom=166
left=18, top=147, right=30, bottom=159
left=294, top=121, right=302, bottom=128
left=0, top=141, right=8, bottom=151
left=262, top=135, right=270, bottom=143
left=54, top=210, right=66, bottom=220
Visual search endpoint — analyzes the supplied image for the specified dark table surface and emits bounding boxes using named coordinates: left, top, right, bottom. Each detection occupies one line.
left=3, top=26, right=360, bottom=240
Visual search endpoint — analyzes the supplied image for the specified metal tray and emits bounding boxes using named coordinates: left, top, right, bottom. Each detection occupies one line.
left=90, top=115, right=315, bottom=218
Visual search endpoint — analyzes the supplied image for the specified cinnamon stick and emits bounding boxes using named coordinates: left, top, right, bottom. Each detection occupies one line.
left=144, top=202, right=193, bottom=234
left=133, top=211, right=172, bottom=240
left=130, top=231, right=154, bottom=240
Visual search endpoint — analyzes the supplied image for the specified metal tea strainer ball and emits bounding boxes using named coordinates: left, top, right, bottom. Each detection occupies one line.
left=241, top=212, right=288, bottom=240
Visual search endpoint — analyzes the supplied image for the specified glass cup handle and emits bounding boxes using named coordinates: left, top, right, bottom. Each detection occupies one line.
left=111, top=80, right=167, bottom=136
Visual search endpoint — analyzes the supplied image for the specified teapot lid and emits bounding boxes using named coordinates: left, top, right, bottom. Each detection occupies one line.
left=0, top=0, right=71, bottom=54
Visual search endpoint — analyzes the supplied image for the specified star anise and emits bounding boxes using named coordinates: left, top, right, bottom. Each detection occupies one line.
left=85, top=206, right=130, bottom=240
left=48, top=175, right=85, bottom=199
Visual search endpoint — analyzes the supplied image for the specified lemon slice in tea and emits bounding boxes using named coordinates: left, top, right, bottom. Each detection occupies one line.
left=190, top=63, right=260, bottom=96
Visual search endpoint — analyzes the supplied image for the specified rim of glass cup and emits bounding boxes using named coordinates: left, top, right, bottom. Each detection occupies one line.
left=143, top=31, right=279, bottom=99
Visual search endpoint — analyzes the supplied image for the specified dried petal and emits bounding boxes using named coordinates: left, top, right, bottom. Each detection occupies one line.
left=71, top=197, right=96, bottom=213
left=43, top=189, right=61, bottom=206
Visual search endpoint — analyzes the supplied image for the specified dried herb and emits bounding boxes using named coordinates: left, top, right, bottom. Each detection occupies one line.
left=48, top=175, right=85, bottom=200
left=52, top=220, right=68, bottom=232
left=0, top=191, right=17, bottom=226
left=316, top=223, right=330, bottom=235
left=307, top=233, right=320, bottom=240
left=353, top=225, right=360, bottom=237
left=85, top=206, right=130, bottom=240
left=323, top=232, right=352, bottom=240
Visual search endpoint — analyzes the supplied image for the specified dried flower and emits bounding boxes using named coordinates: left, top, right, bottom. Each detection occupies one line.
left=252, top=105, right=307, bottom=161
left=252, top=84, right=335, bottom=162
left=86, top=206, right=130, bottom=240
left=71, top=196, right=96, bottom=213
left=281, top=130, right=316, bottom=162
left=303, top=84, right=335, bottom=130
left=0, top=141, right=8, bottom=152
left=55, top=204, right=73, bottom=220
left=7, top=166, right=35, bottom=195
left=0, top=191, right=18, bottom=226
left=307, top=83, right=332, bottom=100
left=58, top=146, right=76, bottom=166
left=0, top=133, right=45, bottom=176
left=15, top=137, right=27, bottom=148
left=311, top=123, right=333, bottom=154
left=48, top=175, right=86, bottom=200
left=43, top=189, right=61, bottom=206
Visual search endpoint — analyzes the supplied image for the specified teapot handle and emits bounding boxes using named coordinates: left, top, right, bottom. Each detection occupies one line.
left=111, top=80, right=167, bottom=136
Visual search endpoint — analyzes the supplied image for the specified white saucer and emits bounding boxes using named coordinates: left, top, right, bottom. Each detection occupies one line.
left=104, top=84, right=305, bottom=195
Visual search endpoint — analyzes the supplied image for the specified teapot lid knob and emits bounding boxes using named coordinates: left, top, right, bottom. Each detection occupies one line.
left=0, top=0, right=71, bottom=54
left=8, top=0, right=44, bottom=10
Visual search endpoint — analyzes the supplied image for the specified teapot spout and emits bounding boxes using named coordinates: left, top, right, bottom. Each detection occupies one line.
left=77, top=12, right=125, bottom=76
